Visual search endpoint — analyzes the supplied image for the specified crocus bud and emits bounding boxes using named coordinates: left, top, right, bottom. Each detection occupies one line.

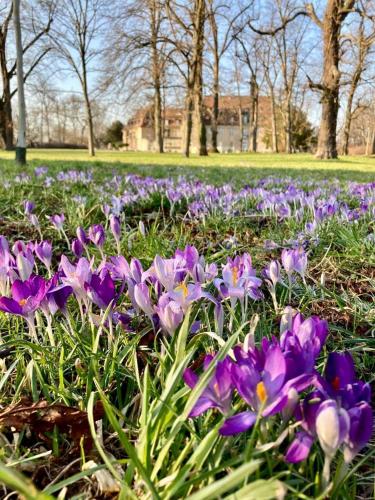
left=50, top=214, right=65, bottom=231
left=35, top=241, right=52, bottom=269
left=281, top=249, right=295, bottom=274
left=139, top=220, right=146, bottom=237
left=110, top=215, right=121, bottom=242
left=316, top=400, right=350, bottom=460
left=29, top=214, right=40, bottom=229
left=88, top=224, right=105, bottom=248
left=268, top=260, right=281, bottom=287
left=101, top=204, right=111, bottom=217
left=16, top=251, right=34, bottom=281
left=156, top=297, right=183, bottom=335
left=76, top=226, right=88, bottom=245
left=23, top=200, right=35, bottom=215
left=293, top=248, right=308, bottom=279
left=72, top=238, right=83, bottom=258
left=279, top=306, right=295, bottom=334
left=134, top=283, right=154, bottom=317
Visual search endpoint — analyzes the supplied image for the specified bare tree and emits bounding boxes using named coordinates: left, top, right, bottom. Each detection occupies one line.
left=341, top=16, right=375, bottom=155
left=258, top=37, right=279, bottom=152
left=233, top=31, right=261, bottom=152
left=248, top=0, right=368, bottom=159
left=206, top=1, right=253, bottom=152
left=0, top=0, right=53, bottom=150
left=105, top=0, right=168, bottom=153
left=166, top=0, right=208, bottom=157
left=48, top=0, right=108, bottom=156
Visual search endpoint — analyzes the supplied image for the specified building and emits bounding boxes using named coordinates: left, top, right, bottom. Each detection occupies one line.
left=122, top=96, right=273, bottom=153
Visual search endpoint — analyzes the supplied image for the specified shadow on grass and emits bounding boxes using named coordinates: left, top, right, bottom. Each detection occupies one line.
left=0, top=156, right=374, bottom=184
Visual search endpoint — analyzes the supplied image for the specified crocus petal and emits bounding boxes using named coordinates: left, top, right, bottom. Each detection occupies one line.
left=263, top=344, right=286, bottom=398
left=344, top=402, right=373, bottom=463
left=189, top=397, right=218, bottom=418
left=285, top=431, right=315, bottom=463
left=219, top=411, right=257, bottom=436
left=183, top=368, right=199, bottom=389
left=0, top=297, right=23, bottom=315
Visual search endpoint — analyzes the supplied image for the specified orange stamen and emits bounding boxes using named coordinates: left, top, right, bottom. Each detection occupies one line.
left=256, top=381, right=268, bottom=404
left=176, top=282, right=188, bottom=298
left=331, top=376, right=340, bottom=391
left=232, top=266, right=238, bottom=285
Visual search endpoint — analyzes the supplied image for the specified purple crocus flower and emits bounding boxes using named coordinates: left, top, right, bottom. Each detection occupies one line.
left=168, top=282, right=202, bottom=312
left=153, top=255, right=182, bottom=291
left=155, top=293, right=183, bottom=335
left=344, top=402, right=373, bottom=463
left=35, top=241, right=52, bottom=270
left=50, top=214, right=65, bottom=231
left=29, top=214, right=40, bottom=230
left=133, top=282, right=154, bottom=317
left=85, top=271, right=116, bottom=310
left=285, top=391, right=322, bottom=463
left=23, top=200, right=35, bottom=215
left=280, top=312, right=328, bottom=380
left=76, top=226, right=88, bottom=245
left=88, top=224, right=105, bottom=248
left=184, top=354, right=234, bottom=417
left=316, top=399, right=350, bottom=460
left=16, top=250, right=34, bottom=281
left=264, top=260, right=281, bottom=287
left=286, top=351, right=372, bottom=465
left=281, top=248, right=307, bottom=280
left=220, top=344, right=312, bottom=436
left=110, top=215, right=121, bottom=242
left=60, top=255, right=92, bottom=302
left=319, top=352, right=371, bottom=409
left=0, top=275, right=47, bottom=319
left=72, top=238, right=84, bottom=258
left=40, top=274, right=72, bottom=316
left=214, top=253, right=262, bottom=307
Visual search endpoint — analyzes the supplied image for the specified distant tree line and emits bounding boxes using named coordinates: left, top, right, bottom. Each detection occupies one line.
left=2, top=0, right=375, bottom=158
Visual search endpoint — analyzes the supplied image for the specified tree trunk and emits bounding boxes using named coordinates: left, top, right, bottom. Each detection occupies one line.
left=238, top=107, right=243, bottom=152
left=315, top=0, right=354, bottom=159
left=342, top=88, right=355, bottom=156
left=13, top=0, right=26, bottom=165
left=0, top=53, right=14, bottom=150
left=284, top=98, right=292, bottom=153
left=366, top=126, right=375, bottom=155
left=82, top=66, right=95, bottom=156
left=209, top=6, right=219, bottom=153
left=183, top=91, right=193, bottom=157
left=150, top=0, right=163, bottom=153
left=211, top=58, right=219, bottom=153
left=270, top=89, right=278, bottom=153
left=248, top=75, right=258, bottom=152
left=191, top=0, right=207, bottom=156
left=153, top=75, right=163, bottom=153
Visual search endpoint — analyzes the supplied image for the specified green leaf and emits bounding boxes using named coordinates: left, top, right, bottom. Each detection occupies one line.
left=224, top=478, right=286, bottom=500
left=185, top=460, right=263, bottom=500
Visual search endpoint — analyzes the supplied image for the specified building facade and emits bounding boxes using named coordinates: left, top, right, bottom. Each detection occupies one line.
left=122, top=96, right=273, bottom=153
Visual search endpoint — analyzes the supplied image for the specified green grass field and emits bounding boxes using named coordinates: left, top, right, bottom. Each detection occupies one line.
left=0, top=150, right=373, bottom=498
left=0, top=149, right=374, bottom=183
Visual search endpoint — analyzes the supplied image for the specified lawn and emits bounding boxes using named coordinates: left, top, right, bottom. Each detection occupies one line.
left=0, top=148, right=375, bottom=183
left=0, top=154, right=373, bottom=499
